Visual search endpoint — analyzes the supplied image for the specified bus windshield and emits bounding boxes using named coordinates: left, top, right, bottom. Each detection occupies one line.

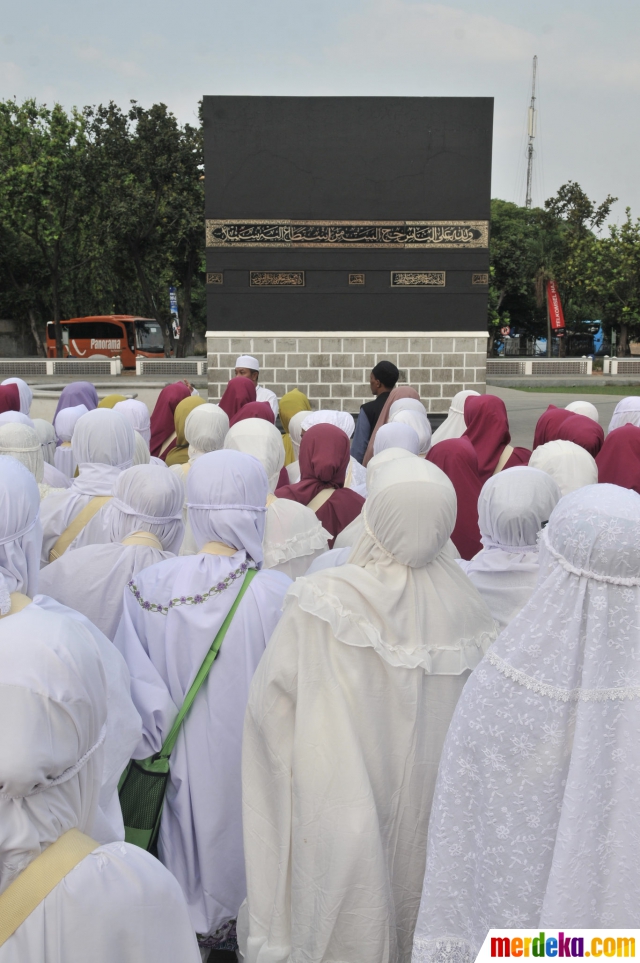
left=135, top=320, right=164, bottom=352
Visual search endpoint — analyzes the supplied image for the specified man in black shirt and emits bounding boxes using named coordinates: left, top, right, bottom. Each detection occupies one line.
left=351, top=361, right=400, bottom=463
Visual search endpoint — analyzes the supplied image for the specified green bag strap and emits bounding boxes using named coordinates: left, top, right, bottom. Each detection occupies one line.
left=157, top=567, right=257, bottom=760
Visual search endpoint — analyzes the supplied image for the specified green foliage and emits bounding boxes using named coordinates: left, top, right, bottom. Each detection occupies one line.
left=489, top=182, right=640, bottom=355
left=0, top=97, right=205, bottom=357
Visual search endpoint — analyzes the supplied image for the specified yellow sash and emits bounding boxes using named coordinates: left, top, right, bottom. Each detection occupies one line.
left=307, top=488, right=335, bottom=513
left=158, top=431, right=177, bottom=459
left=48, top=496, right=112, bottom=562
left=266, top=493, right=277, bottom=507
left=0, top=829, right=99, bottom=947
left=121, top=531, right=163, bottom=550
left=493, top=444, right=515, bottom=475
left=200, top=540, right=237, bottom=557
left=0, top=593, right=32, bottom=619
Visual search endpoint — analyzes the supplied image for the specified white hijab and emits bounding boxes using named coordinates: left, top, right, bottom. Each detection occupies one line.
left=224, top=418, right=284, bottom=493
left=113, top=398, right=151, bottom=445
left=39, top=465, right=184, bottom=640
left=133, top=432, right=151, bottom=465
left=290, top=458, right=496, bottom=673
left=54, top=404, right=88, bottom=479
left=529, top=439, right=598, bottom=496
left=32, top=418, right=56, bottom=464
left=288, top=410, right=307, bottom=459
left=55, top=403, right=88, bottom=442
left=608, top=395, right=640, bottom=432
left=187, top=449, right=267, bottom=563
left=429, top=389, right=480, bottom=446
left=413, top=484, right=640, bottom=960
left=185, top=402, right=229, bottom=461
left=0, top=457, right=42, bottom=612
left=302, top=409, right=355, bottom=438
left=459, top=466, right=561, bottom=631
left=40, top=409, right=136, bottom=563
left=262, top=497, right=330, bottom=579
left=565, top=399, right=599, bottom=422
left=0, top=411, right=33, bottom=427
left=71, top=408, right=135, bottom=495
left=0, top=605, right=106, bottom=895
left=373, top=421, right=420, bottom=455
left=333, top=447, right=417, bottom=550
left=0, top=423, right=44, bottom=483
left=82, top=464, right=184, bottom=552
left=1, top=376, right=32, bottom=414
left=389, top=399, right=432, bottom=456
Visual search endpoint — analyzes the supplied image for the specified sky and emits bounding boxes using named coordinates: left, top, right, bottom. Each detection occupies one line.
left=2, top=0, right=638, bottom=221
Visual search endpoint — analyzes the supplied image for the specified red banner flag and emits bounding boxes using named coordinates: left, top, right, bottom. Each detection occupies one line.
left=547, top=280, right=566, bottom=330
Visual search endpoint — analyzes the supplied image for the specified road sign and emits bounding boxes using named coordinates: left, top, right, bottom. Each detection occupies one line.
left=169, top=286, right=180, bottom=340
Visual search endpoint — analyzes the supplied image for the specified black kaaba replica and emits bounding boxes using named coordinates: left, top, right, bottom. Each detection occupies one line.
left=204, top=96, right=492, bottom=333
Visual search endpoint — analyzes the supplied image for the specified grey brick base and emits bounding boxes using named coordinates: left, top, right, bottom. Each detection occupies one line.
left=206, top=331, right=488, bottom=414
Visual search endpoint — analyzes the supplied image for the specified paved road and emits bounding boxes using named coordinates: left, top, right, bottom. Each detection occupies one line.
left=487, top=385, right=628, bottom=449
left=30, top=387, right=164, bottom=423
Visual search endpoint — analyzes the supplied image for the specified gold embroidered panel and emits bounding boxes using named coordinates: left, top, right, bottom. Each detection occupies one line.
left=249, top=271, right=305, bottom=286
left=206, top=272, right=224, bottom=284
left=390, top=271, right=446, bottom=287
left=348, top=273, right=365, bottom=285
left=206, top=219, right=489, bottom=249
left=472, top=272, right=489, bottom=285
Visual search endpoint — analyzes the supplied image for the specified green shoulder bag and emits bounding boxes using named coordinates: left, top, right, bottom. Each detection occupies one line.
left=118, top=567, right=257, bottom=852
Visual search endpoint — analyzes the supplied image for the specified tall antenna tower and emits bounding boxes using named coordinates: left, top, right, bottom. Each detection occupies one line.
left=525, top=55, right=538, bottom=208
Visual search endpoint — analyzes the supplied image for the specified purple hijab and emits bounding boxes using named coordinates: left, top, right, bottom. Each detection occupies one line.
left=53, top=382, right=99, bottom=423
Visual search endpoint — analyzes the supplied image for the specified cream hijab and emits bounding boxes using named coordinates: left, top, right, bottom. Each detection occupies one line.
left=289, top=458, right=496, bottom=673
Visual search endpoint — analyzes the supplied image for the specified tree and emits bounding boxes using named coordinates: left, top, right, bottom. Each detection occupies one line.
left=567, top=210, right=640, bottom=355
left=87, top=101, right=204, bottom=357
left=488, top=199, right=559, bottom=351
left=0, top=99, right=93, bottom=356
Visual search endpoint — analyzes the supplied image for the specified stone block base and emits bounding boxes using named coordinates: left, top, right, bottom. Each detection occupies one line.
left=206, top=331, right=488, bottom=414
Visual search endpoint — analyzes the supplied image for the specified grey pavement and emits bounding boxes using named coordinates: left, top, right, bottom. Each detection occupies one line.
left=487, top=385, right=629, bottom=449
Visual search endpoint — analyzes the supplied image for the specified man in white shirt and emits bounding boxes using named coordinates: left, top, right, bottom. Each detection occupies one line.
left=234, top=355, right=279, bottom=419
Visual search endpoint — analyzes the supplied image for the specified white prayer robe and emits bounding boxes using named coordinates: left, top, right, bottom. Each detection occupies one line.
left=4, top=842, right=201, bottom=963
left=114, top=551, right=290, bottom=935
left=241, top=458, right=496, bottom=963
left=38, top=542, right=174, bottom=641
left=242, top=597, right=470, bottom=963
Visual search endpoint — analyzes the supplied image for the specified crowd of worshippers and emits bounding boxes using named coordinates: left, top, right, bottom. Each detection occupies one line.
left=1, top=353, right=640, bottom=963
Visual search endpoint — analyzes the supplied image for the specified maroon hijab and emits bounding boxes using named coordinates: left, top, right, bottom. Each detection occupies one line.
left=229, top=401, right=275, bottom=427
left=149, top=381, right=192, bottom=457
left=219, top=376, right=256, bottom=420
left=275, top=423, right=364, bottom=546
left=463, top=394, right=531, bottom=481
left=596, top=424, right=640, bottom=494
left=533, top=405, right=604, bottom=458
left=0, top=383, right=20, bottom=415
left=428, top=437, right=482, bottom=560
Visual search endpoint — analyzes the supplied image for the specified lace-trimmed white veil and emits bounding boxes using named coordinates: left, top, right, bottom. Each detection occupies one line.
left=412, top=484, right=640, bottom=963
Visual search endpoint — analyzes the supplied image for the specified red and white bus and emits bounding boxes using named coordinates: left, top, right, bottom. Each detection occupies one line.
left=46, top=315, right=166, bottom=368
